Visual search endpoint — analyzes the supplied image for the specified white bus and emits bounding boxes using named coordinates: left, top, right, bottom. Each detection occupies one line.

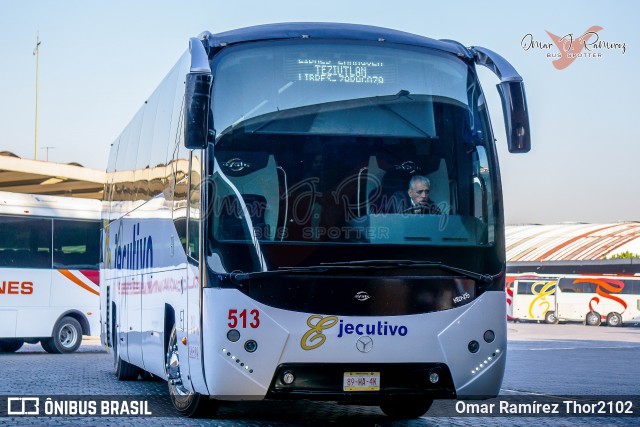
left=510, top=274, right=640, bottom=326
left=101, top=23, right=531, bottom=418
left=0, top=191, right=101, bottom=353
left=509, top=275, right=559, bottom=324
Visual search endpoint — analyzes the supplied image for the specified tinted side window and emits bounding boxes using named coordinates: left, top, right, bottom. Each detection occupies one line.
left=53, top=220, right=100, bottom=269
left=0, top=216, right=52, bottom=268
left=559, top=278, right=596, bottom=293
left=516, top=281, right=533, bottom=295
left=621, top=280, right=639, bottom=295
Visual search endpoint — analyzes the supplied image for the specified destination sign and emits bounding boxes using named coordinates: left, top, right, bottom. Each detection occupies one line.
left=286, top=56, right=396, bottom=85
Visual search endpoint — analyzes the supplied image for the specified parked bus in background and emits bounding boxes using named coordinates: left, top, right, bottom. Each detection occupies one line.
left=509, top=275, right=558, bottom=324
left=509, top=274, right=640, bottom=326
left=101, top=23, right=531, bottom=418
left=0, top=191, right=100, bottom=353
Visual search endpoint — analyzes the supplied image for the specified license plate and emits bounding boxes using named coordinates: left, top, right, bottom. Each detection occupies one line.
left=343, top=372, right=380, bottom=391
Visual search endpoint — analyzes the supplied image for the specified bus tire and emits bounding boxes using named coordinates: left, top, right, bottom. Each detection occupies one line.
left=585, top=311, right=601, bottom=326
left=48, top=316, right=82, bottom=353
left=380, top=398, right=433, bottom=419
left=113, top=334, right=139, bottom=381
left=166, top=326, right=217, bottom=418
left=544, top=311, right=558, bottom=324
left=41, top=339, right=57, bottom=353
left=0, top=339, right=24, bottom=353
left=607, top=312, right=623, bottom=327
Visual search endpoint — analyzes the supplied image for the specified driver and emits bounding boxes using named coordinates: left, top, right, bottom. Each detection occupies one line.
left=406, top=175, right=442, bottom=215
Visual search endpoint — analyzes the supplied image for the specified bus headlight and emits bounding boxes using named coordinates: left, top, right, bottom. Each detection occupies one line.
left=227, top=329, right=240, bottom=342
left=468, top=340, right=480, bottom=353
left=483, top=330, right=495, bottom=343
left=244, top=340, right=258, bottom=353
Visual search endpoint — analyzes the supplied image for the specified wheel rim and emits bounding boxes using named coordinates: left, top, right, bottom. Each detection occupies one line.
left=59, top=323, right=79, bottom=348
left=166, top=332, right=196, bottom=408
left=609, top=315, right=620, bottom=326
left=587, top=313, right=599, bottom=325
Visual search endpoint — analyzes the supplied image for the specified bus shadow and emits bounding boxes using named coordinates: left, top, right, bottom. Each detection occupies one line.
left=214, top=400, right=435, bottom=426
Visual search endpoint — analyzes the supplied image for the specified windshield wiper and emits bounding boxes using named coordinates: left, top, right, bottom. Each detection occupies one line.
left=320, top=260, right=496, bottom=284
left=230, top=266, right=332, bottom=284
left=230, top=260, right=497, bottom=284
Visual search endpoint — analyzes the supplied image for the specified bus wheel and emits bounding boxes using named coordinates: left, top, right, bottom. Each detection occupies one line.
left=380, top=398, right=433, bottom=419
left=544, top=311, right=558, bottom=324
left=47, top=316, right=83, bottom=353
left=607, top=312, right=623, bottom=327
left=585, top=311, right=601, bottom=326
left=166, top=326, right=217, bottom=417
left=0, top=339, right=24, bottom=353
left=41, top=339, right=57, bottom=353
left=113, top=330, right=139, bottom=381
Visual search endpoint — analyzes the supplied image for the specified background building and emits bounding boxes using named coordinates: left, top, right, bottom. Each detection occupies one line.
left=507, top=223, right=640, bottom=274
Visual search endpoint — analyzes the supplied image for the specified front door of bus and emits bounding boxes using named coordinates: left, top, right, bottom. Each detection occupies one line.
left=184, top=149, right=207, bottom=393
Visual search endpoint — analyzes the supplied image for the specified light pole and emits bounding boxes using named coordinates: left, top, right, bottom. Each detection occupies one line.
left=33, top=33, right=41, bottom=160
left=41, top=146, right=55, bottom=162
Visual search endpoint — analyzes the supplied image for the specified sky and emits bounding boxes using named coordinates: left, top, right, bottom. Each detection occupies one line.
left=0, top=0, right=638, bottom=225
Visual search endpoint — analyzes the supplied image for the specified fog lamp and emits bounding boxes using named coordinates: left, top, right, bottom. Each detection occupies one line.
left=282, top=371, right=295, bottom=385
left=429, top=372, right=440, bottom=384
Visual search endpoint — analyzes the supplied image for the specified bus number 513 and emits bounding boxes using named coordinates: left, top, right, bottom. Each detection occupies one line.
left=228, top=309, right=260, bottom=329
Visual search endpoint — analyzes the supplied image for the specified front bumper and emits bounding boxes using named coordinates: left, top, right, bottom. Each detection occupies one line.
left=267, top=362, right=455, bottom=402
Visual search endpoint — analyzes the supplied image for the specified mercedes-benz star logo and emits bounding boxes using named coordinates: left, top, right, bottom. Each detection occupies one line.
left=356, top=336, right=374, bottom=353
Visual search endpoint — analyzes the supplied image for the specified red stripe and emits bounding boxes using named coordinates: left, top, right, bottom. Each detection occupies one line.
left=58, top=270, right=99, bottom=296
left=80, top=270, right=100, bottom=286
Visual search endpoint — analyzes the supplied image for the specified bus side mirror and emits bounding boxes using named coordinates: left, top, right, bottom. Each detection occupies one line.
left=498, top=81, right=531, bottom=153
left=184, top=37, right=213, bottom=150
left=184, top=72, right=213, bottom=149
left=472, top=46, right=531, bottom=153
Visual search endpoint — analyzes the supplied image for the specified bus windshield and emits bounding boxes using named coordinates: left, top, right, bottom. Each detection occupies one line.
left=209, top=40, right=496, bottom=253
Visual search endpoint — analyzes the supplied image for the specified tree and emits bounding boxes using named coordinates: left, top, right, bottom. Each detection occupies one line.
left=607, top=251, right=640, bottom=260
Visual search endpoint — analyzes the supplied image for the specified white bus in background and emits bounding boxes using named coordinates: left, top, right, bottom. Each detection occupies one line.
left=510, top=274, right=640, bottom=326
left=510, top=276, right=558, bottom=324
left=0, top=191, right=101, bottom=353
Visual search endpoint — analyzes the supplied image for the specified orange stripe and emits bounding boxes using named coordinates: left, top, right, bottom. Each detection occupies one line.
left=58, top=269, right=99, bottom=296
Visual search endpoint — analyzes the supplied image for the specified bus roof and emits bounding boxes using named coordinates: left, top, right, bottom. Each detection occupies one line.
left=0, top=190, right=101, bottom=220
left=201, top=22, right=473, bottom=58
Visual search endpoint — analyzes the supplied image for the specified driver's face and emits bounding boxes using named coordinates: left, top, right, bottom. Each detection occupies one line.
left=408, top=180, right=430, bottom=206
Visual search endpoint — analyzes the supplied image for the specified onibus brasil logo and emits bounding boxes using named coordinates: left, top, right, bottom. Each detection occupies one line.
left=521, top=26, right=627, bottom=70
